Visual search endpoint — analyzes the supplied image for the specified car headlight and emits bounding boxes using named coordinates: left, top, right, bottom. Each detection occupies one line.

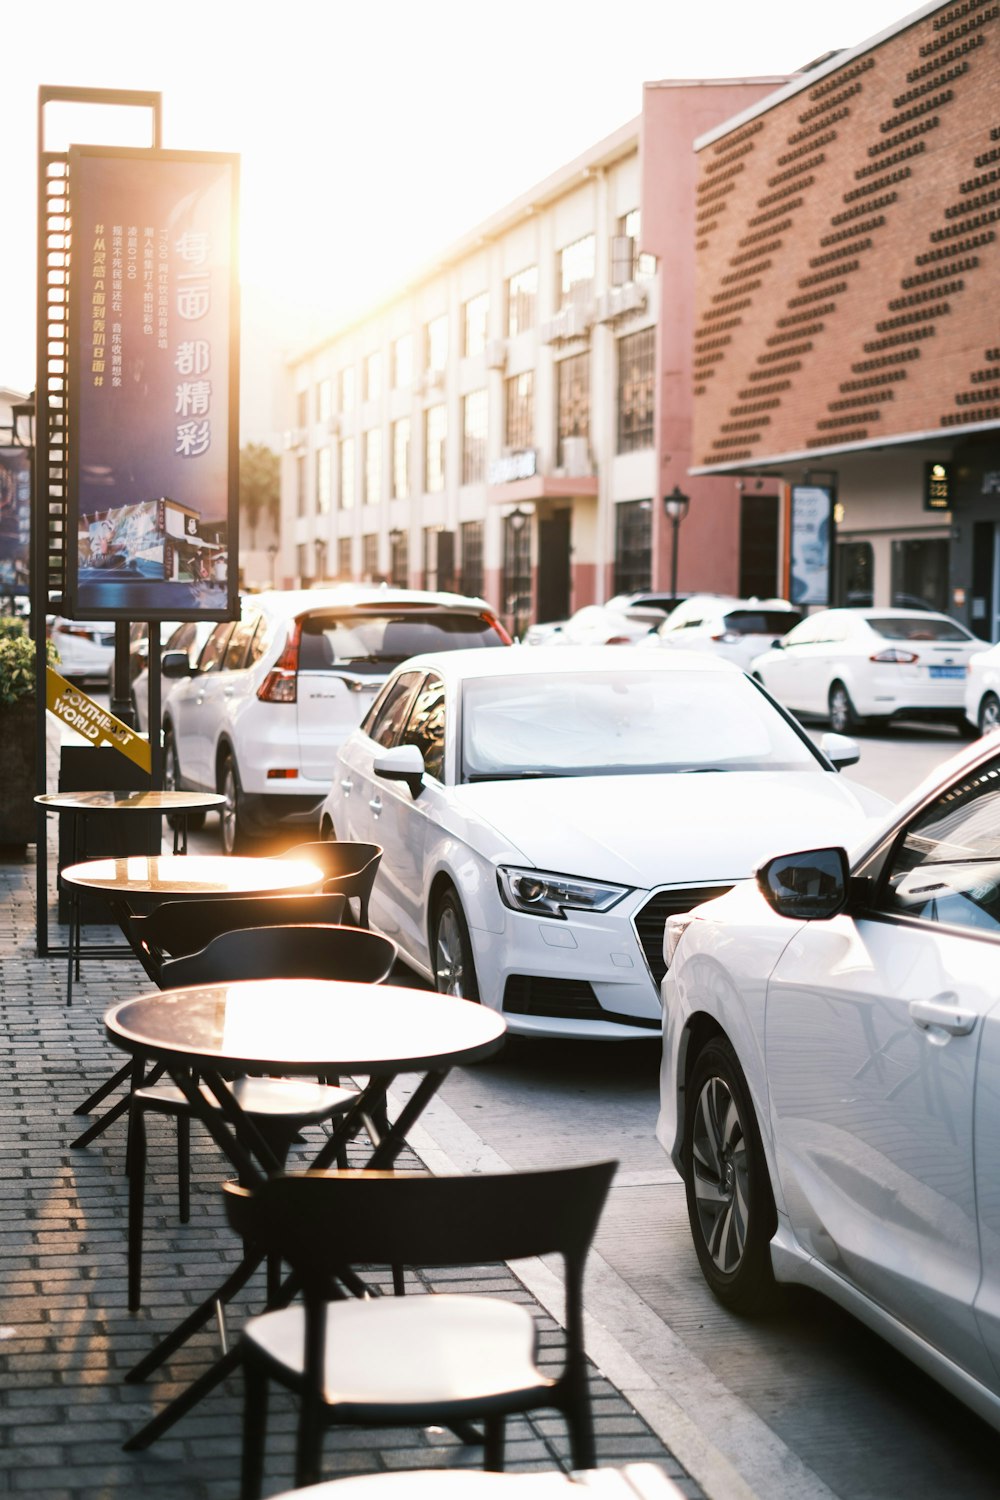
left=497, top=865, right=630, bottom=919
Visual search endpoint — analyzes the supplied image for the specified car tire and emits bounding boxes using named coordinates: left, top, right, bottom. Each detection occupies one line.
left=219, top=749, right=251, bottom=856
left=684, top=1035, right=777, bottom=1314
left=828, top=680, right=861, bottom=735
left=979, top=693, right=1000, bottom=736
left=163, top=726, right=205, bottom=832
left=432, top=889, right=480, bottom=1002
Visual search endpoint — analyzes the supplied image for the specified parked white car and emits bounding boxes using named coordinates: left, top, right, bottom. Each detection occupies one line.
left=48, top=616, right=115, bottom=685
left=525, top=602, right=666, bottom=648
left=750, top=607, right=981, bottom=734
left=131, top=620, right=215, bottom=734
left=654, top=596, right=803, bottom=672
left=319, top=646, right=890, bottom=1040
left=658, top=732, right=1000, bottom=1434
left=160, top=585, right=511, bottom=853
left=964, top=640, right=1000, bottom=735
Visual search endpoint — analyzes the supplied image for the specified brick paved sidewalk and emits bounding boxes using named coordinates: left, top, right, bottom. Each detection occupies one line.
left=0, top=835, right=703, bottom=1500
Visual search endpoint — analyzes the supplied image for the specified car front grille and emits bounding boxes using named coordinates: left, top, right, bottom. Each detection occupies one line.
left=502, top=975, right=660, bottom=1030
left=633, top=885, right=734, bottom=987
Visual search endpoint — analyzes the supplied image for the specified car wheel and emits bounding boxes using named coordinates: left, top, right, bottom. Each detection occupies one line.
left=980, top=693, right=1000, bottom=736
left=219, top=750, right=250, bottom=856
left=828, top=681, right=860, bottom=735
left=432, top=889, right=480, bottom=1002
left=163, top=727, right=205, bottom=832
left=684, top=1036, right=777, bottom=1314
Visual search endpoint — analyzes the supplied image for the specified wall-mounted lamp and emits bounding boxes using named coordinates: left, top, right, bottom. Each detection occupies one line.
left=507, top=507, right=530, bottom=533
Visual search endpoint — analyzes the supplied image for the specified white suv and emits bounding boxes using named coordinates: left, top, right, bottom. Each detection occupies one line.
left=654, top=596, right=803, bottom=672
left=160, top=585, right=511, bottom=852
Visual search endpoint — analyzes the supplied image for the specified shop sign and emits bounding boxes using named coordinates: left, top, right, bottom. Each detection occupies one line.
left=924, top=461, right=953, bottom=510
left=46, top=668, right=151, bottom=773
left=488, top=450, right=537, bottom=486
left=790, top=485, right=834, bottom=606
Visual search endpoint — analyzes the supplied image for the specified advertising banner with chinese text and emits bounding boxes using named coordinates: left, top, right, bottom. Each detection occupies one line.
left=67, top=147, right=239, bottom=621
left=789, top=485, right=834, bottom=607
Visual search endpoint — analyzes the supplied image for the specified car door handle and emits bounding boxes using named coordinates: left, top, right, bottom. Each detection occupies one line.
left=909, top=997, right=977, bottom=1036
left=339, top=777, right=353, bottom=794
left=368, top=796, right=382, bottom=814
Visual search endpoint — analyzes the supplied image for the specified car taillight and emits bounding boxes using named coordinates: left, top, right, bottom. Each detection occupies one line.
left=870, top=648, right=919, bottom=664
left=710, top=631, right=741, bottom=643
left=256, top=619, right=302, bottom=703
left=606, top=635, right=633, bottom=645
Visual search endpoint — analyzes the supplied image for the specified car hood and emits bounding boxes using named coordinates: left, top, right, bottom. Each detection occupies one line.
left=454, top=770, right=890, bottom=886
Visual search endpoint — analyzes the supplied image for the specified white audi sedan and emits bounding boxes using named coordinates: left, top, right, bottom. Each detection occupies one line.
left=658, top=733, right=1000, bottom=1432
left=319, top=646, right=890, bottom=1040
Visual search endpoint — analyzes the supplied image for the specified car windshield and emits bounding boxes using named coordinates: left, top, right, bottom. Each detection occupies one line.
left=460, top=668, right=820, bottom=780
left=868, top=615, right=972, bottom=642
left=722, top=609, right=804, bottom=635
left=300, top=611, right=505, bottom=673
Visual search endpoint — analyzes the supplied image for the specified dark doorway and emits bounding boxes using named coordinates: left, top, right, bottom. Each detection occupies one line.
left=739, top=493, right=779, bottom=598
left=537, top=510, right=571, bottom=623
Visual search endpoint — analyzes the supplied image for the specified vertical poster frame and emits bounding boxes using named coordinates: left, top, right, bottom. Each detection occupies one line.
left=66, top=145, right=240, bottom=623
left=789, top=483, right=836, bottom=608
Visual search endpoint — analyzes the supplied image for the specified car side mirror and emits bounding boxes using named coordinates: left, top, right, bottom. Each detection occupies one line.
left=756, top=846, right=850, bottom=920
left=771, top=638, right=784, bottom=649
left=374, top=743, right=425, bottom=798
left=818, top=731, right=860, bottom=770
left=162, top=650, right=196, bottom=678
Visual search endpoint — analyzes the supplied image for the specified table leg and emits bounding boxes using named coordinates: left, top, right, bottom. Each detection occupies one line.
left=123, top=1343, right=243, bottom=1451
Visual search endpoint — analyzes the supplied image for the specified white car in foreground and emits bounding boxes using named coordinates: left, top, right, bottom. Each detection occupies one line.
left=658, top=733, right=1000, bottom=1433
left=750, top=606, right=981, bottom=734
left=320, top=646, right=890, bottom=1040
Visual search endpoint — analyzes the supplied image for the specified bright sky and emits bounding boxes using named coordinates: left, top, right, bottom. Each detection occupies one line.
left=2, top=0, right=928, bottom=400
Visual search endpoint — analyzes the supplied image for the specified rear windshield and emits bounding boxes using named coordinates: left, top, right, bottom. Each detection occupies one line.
left=299, top=611, right=506, bottom=673
left=869, top=616, right=972, bottom=642
left=722, top=609, right=804, bottom=636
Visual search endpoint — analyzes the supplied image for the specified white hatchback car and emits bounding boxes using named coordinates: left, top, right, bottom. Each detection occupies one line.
left=48, top=617, right=115, bottom=685
left=654, top=596, right=803, bottom=672
left=658, top=732, right=1000, bottom=1433
left=750, top=606, right=982, bottom=734
left=964, top=640, right=1000, bottom=735
left=319, top=646, right=890, bottom=1040
left=160, top=585, right=511, bottom=853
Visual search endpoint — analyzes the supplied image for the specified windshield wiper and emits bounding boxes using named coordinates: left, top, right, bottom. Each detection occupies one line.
left=465, top=770, right=568, bottom=782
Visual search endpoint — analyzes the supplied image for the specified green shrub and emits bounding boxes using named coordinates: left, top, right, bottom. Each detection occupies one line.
left=0, top=630, right=57, bottom=706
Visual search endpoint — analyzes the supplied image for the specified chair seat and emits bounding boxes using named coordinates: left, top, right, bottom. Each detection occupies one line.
left=246, top=1294, right=552, bottom=1411
left=133, top=1076, right=357, bottom=1123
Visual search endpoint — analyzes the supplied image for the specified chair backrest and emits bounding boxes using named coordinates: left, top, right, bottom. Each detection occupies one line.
left=160, top=923, right=397, bottom=990
left=285, top=842, right=383, bottom=927
left=225, top=1161, right=617, bottom=1285
left=132, top=891, right=349, bottom=976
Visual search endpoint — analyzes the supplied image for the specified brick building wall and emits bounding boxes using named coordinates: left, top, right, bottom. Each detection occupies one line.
left=690, top=0, right=1000, bottom=474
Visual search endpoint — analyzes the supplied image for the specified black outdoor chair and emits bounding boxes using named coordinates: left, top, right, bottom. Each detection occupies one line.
left=284, top=842, right=382, bottom=929
left=128, top=890, right=348, bottom=984
left=126, top=923, right=397, bottom=1311
left=223, top=1159, right=618, bottom=1497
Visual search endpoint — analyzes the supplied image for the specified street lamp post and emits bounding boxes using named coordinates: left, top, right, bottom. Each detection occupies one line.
left=663, top=485, right=690, bottom=600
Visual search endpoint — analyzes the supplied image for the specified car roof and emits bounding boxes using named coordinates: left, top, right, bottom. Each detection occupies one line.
left=815, top=607, right=959, bottom=623
left=386, top=644, right=743, bottom=682
left=244, top=584, right=493, bottom=618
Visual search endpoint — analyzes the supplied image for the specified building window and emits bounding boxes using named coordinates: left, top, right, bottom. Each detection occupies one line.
left=503, top=511, right=532, bottom=641
left=315, top=538, right=329, bottom=581
left=891, top=537, right=949, bottom=614
left=297, top=542, right=308, bottom=583
left=426, top=314, right=448, bottom=372
left=559, top=234, right=595, bottom=311
left=613, top=500, right=653, bottom=596
left=364, top=351, right=382, bottom=403
left=339, top=436, right=355, bottom=511
left=460, top=520, right=484, bottom=598
left=617, top=328, right=655, bottom=453
left=614, top=210, right=656, bottom=284
left=337, top=536, right=353, bottom=579
left=362, top=532, right=379, bottom=581
left=393, top=333, right=412, bottom=389
left=835, top=540, right=874, bottom=607
left=296, top=454, right=307, bottom=519
left=424, top=527, right=455, bottom=592
left=505, top=371, right=534, bottom=451
left=557, top=353, right=590, bottom=467
left=390, top=528, right=409, bottom=587
left=296, top=389, right=308, bottom=428
left=425, top=404, right=446, bottom=493
left=506, top=266, right=537, bottom=337
left=317, top=378, right=332, bottom=424
left=317, top=446, right=332, bottom=514
left=339, top=366, right=355, bottom=414
left=364, top=430, right=381, bottom=506
left=463, top=293, right=489, bottom=357
left=392, top=417, right=411, bottom=499
left=462, top=389, right=488, bottom=484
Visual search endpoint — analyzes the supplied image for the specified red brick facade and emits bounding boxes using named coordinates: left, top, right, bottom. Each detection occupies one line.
left=691, top=0, right=1000, bottom=472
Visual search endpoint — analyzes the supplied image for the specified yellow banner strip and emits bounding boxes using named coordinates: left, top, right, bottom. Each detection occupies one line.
left=45, top=667, right=152, bottom=774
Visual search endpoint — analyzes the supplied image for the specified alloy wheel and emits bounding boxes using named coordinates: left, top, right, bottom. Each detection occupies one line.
left=690, top=1074, right=749, bottom=1275
left=982, top=694, right=1000, bottom=735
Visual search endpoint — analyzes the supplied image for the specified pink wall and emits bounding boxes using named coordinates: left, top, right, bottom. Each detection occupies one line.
left=641, top=78, right=787, bottom=596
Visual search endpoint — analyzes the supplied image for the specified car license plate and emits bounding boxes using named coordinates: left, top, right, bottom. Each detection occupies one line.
left=929, top=665, right=965, bottom=679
